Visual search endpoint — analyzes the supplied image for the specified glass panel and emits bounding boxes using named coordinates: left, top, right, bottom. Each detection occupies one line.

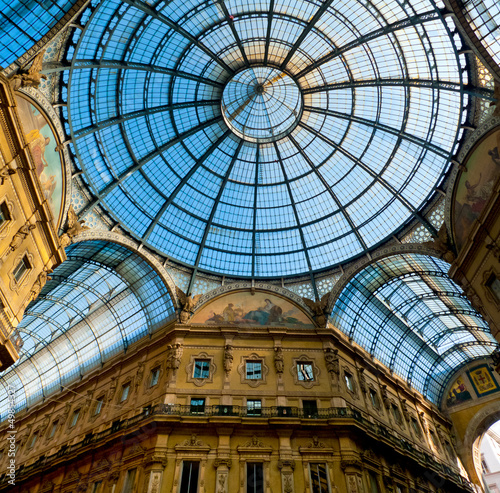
left=247, top=463, right=264, bottom=493
left=297, top=363, right=314, bottom=381
left=193, top=360, right=210, bottom=378
left=181, top=461, right=199, bottom=493
left=310, top=463, right=329, bottom=493
left=246, top=361, right=262, bottom=379
left=190, top=398, right=205, bottom=414
left=247, top=399, right=262, bottom=416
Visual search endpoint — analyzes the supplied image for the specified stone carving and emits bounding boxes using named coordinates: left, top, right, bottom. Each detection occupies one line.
left=341, top=459, right=362, bottom=470
left=182, top=434, right=204, bottom=447
left=108, top=471, right=120, bottom=483
left=0, top=163, right=17, bottom=185
left=302, top=292, right=330, bottom=326
left=29, top=268, right=52, bottom=302
left=214, top=458, right=232, bottom=469
left=150, top=474, right=160, bottom=493
left=8, top=222, right=36, bottom=254
left=401, top=399, right=410, bottom=421
left=282, top=471, right=293, bottom=493
left=307, top=435, right=325, bottom=448
left=380, top=385, right=390, bottom=409
left=324, top=348, right=339, bottom=375
left=274, top=346, right=284, bottom=374
left=135, top=361, right=145, bottom=391
left=167, top=343, right=183, bottom=370
left=244, top=435, right=265, bottom=448
left=59, top=206, right=89, bottom=247
left=223, top=345, right=233, bottom=373
left=108, top=377, right=117, bottom=402
left=422, top=224, right=455, bottom=263
left=176, top=287, right=202, bottom=323
left=10, top=51, right=47, bottom=90
left=217, top=474, right=226, bottom=493
left=357, top=367, right=367, bottom=393
left=277, top=459, right=295, bottom=470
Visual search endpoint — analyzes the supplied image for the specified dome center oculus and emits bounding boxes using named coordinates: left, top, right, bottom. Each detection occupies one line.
left=221, top=67, right=302, bottom=143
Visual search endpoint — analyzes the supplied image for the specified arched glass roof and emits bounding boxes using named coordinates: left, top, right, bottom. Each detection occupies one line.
left=330, top=254, right=497, bottom=404
left=68, top=0, right=470, bottom=278
left=462, top=0, right=500, bottom=68
left=0, top=0, right=75, bottom=68
left=0, top=240, right=175, bottom=418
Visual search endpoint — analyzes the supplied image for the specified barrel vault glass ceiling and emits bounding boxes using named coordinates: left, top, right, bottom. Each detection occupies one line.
left=66, top=0, right=473, bottom=278
left=331, top=254, right=498, bottom=403
left=0, top=241, right=175, bottom=418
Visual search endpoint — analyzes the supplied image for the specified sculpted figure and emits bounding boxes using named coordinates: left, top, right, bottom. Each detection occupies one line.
left=274, top=346, right=284, bottom=374
left=224, top=345, right=233, bottom=373
left=10, top=51, right=47, bottom=90
left=9, top=222, right=36, bottom=253
left=302, top=292, right=330, bottom=326
left=176, top=287, right=201, bottom=323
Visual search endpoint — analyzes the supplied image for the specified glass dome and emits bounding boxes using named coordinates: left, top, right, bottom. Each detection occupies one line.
left=68, top=0, right=469, bottom=278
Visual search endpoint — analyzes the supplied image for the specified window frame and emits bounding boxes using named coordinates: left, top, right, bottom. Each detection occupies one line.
left=246, top=399, right=262, bottom=416
left=149, top=366, right=161, bottom=387
left=70, top=409, right=80, bottom=428
left=12, top=254, right=31, bottom=283
left=94, top=396, right=104, bottom=416
left=297, top=362, right=315, bottom=382
left=246, top=360, right=263, bottom=380
left=180, top=461, right=200, bottom=493
left=308, top=462, right=331, bottom=493
left=120, top=383, right=131, bottom=403
left=246, top=462, right=264, bottom=493
left=190, top=397, right=206, bottom=414
left=193, top=359, right=211, bottom=379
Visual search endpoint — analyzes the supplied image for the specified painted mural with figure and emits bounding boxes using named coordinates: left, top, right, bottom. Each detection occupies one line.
left=15, top=95, right=64, bottom=227
left=190, top=291, right=314, bottom=328
left=446, top=375, right=472, bottom=407
left=453, top=127, right=500, bottom=252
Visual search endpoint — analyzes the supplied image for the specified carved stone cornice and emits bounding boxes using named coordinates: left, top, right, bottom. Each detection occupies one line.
left=341, top=459, right=362, bottom=471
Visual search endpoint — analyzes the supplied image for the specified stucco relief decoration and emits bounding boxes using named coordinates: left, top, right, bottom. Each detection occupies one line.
left=301, top=292, right=330, bottom=327
left=59, top=205, right=90, bottom=248
left=452, top=126, right=500, bottom=252
left=176, top=287, right=202, bottom=323
left=274, top=346, right=284, bottom=374
left=190, top=291, right=314, bottom=328
left=15, top=94, right=65, bottom=227
left=166, top=343, right=183, bottom=371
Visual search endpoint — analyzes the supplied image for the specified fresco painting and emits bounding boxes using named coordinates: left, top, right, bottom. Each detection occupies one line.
left=446, top=376, right=472, bottom=407
left=15, top=96, right=64, bottom=226
left=191, top=292, right=314, bottom=328
left=453, top=128, right=500, bottom=252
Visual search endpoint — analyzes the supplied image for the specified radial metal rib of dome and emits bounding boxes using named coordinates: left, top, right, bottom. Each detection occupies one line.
left=68, top=0, right=469, bottom=278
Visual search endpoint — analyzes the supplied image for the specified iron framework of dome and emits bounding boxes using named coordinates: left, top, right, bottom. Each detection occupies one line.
left=66, top=0, right=475, bottom=279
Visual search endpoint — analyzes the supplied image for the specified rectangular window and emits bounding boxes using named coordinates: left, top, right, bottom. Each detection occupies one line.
left=70, top=409, right=80, bottom=428
left=29, top=432, right=38, bottom=448
left=247, top=399, right=262, bottom=416
left=430, top=430, right=440, bottom=449
left=94, top=397, right=104, bottom=416
left=91, top=481, right=102, bottom=493
left=190, top=398, right=205, bottom=414
left=48, top=421, right=58, bottom=438
left=180, top=461, right=199, bottom=493
left=0, top=202, right=11, bottom=226
left=120, top=383, right=130, bottom=402
left=369, top=389, right=380, bottom=409
left=411, top=417, right=422, bottom=437
left=122, top=468, right=136, bottom=493
left=297, top=363, right=314, bottom=381
left=391, top=404, right=402, bottom=424
left=344, top=372, right=354, bottom=392
left=13, top=255, right=31, bottom=283
left=309, top=463, right=330, bottom=493
left=150, top=367, right=160, bottom=387
left=486, top=274, right=500, bottom=301
left=193, top=360, right=210, bottom=379
left=303, top=400, right=318, bottom=417
left=246, top=361, right=262, bottom=379
left=368, top=471, right=380, bottom=493
left=245, top=361, right=262, bottom=380
left=247, top=462, right=264, bottom=493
